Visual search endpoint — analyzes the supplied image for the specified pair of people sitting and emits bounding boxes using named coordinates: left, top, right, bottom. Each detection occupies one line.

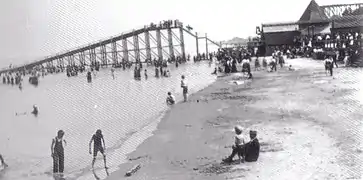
left=222, top=126, right=260, bottom=163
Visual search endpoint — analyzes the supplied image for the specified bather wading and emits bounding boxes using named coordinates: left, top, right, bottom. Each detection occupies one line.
left=51, top=130, right=67, bottom=174
left=89, top=129, right=108, bottom=170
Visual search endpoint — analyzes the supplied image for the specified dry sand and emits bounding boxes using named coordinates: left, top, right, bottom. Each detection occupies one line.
left=106, top=59, right=362, bottom=180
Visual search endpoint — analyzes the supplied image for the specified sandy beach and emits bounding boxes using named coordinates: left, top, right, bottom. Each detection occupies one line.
left=105, top=58, right=362, bottom=180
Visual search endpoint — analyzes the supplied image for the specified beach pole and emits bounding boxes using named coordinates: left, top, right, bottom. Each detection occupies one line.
left=122, top=39, right=129, bottom=64
left=205, top=33, right=209, bottom=58
left=133, top=33, right=140, bottom=64
left=179, top=27, right=186, bottom=62
left=167, top=28, right=175, bottom=62
left=196, top=32, right=199, bottom=57
left=144, top=30, right=152, bottom=63
left=156, top=28, right=163, bottom=61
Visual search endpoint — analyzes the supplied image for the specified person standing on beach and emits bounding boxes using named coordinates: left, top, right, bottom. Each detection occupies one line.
left=144, top=69, right=148, bottom=79
left=0, top=154, right=8, bottom=168
left=111, top=67, right=115, bottom=79
left=89, top=129, right=108, bottom=170
left=51, top=130, right=66, bottom=174
left=180, top=75, right=188, bottom=102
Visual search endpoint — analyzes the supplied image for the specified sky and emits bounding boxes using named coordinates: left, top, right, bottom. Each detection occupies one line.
left=0, top=0, right=361, bottom=67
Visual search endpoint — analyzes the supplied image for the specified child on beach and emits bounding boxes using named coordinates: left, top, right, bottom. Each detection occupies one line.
left=166, top=92, right=176, bottom=105
left=0, top=154, right=8, bottom=168
left=51, top=130, right=67, bottom=174
left=223, top=125, right=245, bottom=163
left=181, top=75, right=188, bottom=102
left=89, top=129, right=108, bottom=170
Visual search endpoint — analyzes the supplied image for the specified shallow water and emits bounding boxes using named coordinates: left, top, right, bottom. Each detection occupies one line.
left=0, top=61, right=217, bottom=180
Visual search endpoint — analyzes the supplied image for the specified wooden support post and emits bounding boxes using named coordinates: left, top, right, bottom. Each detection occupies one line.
left=111, top=41, right=118, bottom=64
left=133, top=33, right=140, bottom=64
left=122, top=38, right=129, bottom=62
left=205, top=33, right=208, bottom=58
left=196, top=32, right=199, bottom=56
left=179, top=27, right=186, bottom=62
left=167, top=28, right=175, bottom=61
left=144, top=30, right=152, bottom=62
left=156, top=28, right=163, bottom=61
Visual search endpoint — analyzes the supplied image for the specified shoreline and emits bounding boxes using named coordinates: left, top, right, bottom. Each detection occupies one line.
left=105, top=58, right=362, bottom=180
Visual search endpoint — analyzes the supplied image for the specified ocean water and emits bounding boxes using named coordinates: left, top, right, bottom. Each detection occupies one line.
left=0, top=61, right=217, bottom=180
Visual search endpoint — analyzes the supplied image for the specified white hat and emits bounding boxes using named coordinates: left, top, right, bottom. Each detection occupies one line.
left=234, top=125, right=243, bottom=132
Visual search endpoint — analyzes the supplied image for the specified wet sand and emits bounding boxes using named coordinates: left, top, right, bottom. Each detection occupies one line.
left=106, top=58, right=362, bottom=180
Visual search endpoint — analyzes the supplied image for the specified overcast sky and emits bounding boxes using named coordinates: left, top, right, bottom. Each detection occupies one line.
left=0, top=0, right=360, bottom=67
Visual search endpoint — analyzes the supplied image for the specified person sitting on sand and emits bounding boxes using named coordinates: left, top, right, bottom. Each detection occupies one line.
left=222, top=125, right=245, bottom=163
left=223, top=130, right=260, bottom=163
left=212, top=67, right=217, bottom=75
left=0, top=153, right=8, bottom=168
left=166, top=92, right=176, bottom=105
left=89, top=129, right=108, bottom=170
left=288, top=65, right=295, bottom=71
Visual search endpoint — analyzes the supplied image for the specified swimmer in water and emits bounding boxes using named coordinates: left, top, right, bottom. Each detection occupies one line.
left=0, top=154, right=8, bottom=168
left=89, top=129, right=108, bottom=170
left=32, top=105, right=38, bottom=116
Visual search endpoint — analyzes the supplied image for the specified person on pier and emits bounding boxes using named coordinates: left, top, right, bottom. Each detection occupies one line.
left=166, top=92, right=176, bottom=105
left=181, top=75, right=188, bottom=102
left=51, top=130, right=67, bottom=175
left=0, top=153, right=8, bottom=168
left=89, top=129, right=108, bottom=170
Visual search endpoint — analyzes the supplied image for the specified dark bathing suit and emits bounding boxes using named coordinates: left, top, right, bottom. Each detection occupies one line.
left=93, top=134, right=104, bottom=156
left=53, top=137, right=64, bottom=173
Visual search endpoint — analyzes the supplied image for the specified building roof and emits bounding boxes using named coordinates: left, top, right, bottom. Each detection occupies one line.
left=333, top=15, right=363, bottom=28
left=299, top=0, right=329, bottom=23
left=300, top=23, right=331, bottom=35
left=263, top=24, right=299, bottom=33
left=262, top=21, right=298, bottom=27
